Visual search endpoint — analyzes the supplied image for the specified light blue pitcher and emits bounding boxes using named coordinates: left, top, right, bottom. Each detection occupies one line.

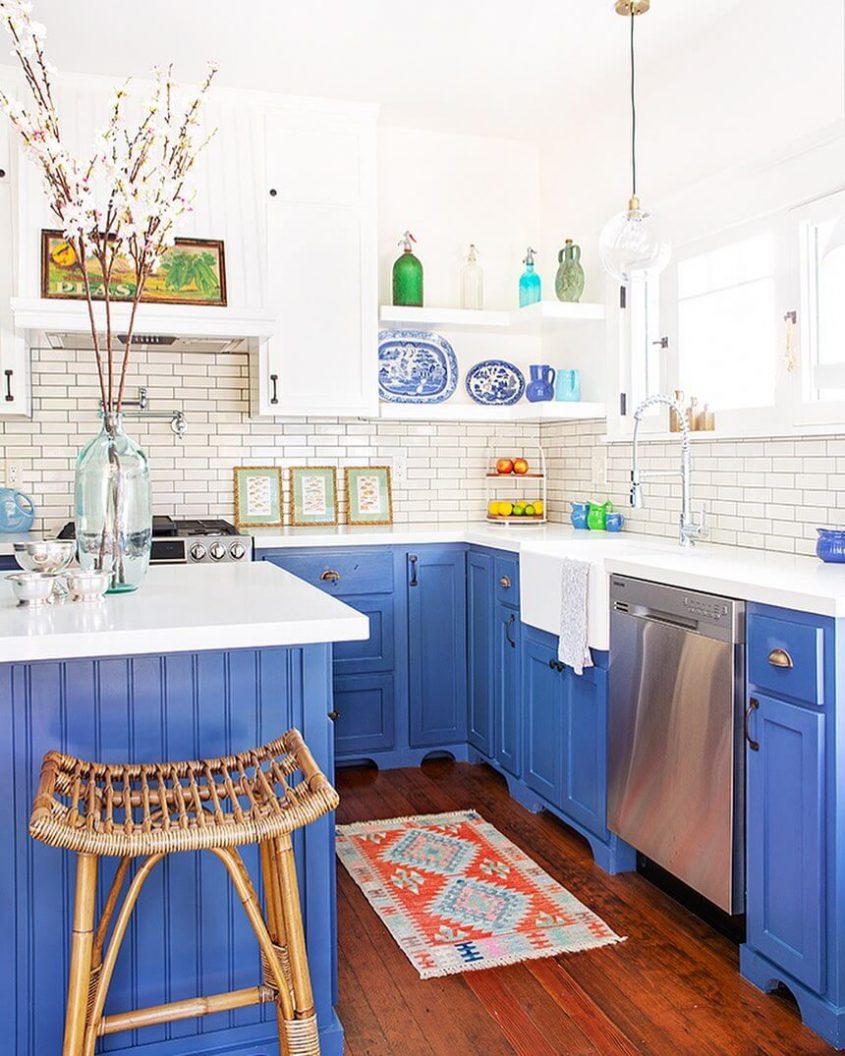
left=555, top=369, right=581, bottom=402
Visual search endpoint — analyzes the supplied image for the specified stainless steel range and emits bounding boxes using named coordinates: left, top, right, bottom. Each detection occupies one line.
left=58, top=517, right=253, bottom=564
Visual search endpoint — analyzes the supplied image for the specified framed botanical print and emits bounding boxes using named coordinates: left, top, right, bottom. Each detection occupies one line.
left=289, top=466, right=338, bottom=527
left=345, top=466, right=393, bottom=526
left=233, top=466, right=284, bottom=528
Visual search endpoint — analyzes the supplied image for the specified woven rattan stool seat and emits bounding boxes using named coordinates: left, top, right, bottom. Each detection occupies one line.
left=30, top=728, right=339, bottom=857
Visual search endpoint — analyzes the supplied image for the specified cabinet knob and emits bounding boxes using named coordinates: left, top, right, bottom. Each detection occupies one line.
left=499, top=575, right=512, bottom=589
left=767, top=647, right=793, bottom=669
left=328, top=709, right=341, bottom=722
left=320, top=570, right=341, bottom=583
left=548, top=658, right=565, bottom=673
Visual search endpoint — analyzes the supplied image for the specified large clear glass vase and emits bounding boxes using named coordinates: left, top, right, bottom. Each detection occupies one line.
left=74, top=414, right=152, bottom=593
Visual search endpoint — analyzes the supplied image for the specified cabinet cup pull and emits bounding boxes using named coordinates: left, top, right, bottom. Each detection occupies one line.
left=505, top=613, right=516, bottom=649
left=409, top=554, right=418, bottom=587
left=767, top=647, right=793, bottom=669
left=4, top=369, right=13, bottom=402
left=269, top=373, right=279, bottom=405
left=320, top=570, right=340, bottom=583
left=499, top=575, right=512, bottom=589
left=744, top=697, right=760, bottom=752
left=328, top=709, right=341, bottom=722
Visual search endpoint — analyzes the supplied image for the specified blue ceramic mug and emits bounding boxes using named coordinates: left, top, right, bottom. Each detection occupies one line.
left=605, top=512, right=624, bottom=532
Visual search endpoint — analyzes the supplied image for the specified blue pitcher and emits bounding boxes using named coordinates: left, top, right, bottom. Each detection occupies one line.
left=526, top=364, right=555, bottom=402
left=570, top=502, right=589, bottom=530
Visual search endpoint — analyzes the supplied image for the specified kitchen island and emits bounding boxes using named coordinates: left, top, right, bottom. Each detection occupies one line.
left=0, top=562, right=369, bottom=1056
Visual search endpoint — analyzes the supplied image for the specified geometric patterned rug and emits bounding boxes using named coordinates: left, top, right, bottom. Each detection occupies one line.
left=336, top=809, right=625, bottom=979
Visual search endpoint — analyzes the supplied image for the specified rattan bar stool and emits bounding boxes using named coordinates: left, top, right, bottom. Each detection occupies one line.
left=29, top=727, right=338, bottom=1056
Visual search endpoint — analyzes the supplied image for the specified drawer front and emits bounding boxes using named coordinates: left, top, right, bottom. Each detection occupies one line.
left=494, top=553, right=520, bottom=605
left=748, top=613, right=825, bottom=706
left=333, top=594, right=394, bottom=674
left=264, top=549, right=393, bottom=596
left=333, top=673, right=395, bottom=755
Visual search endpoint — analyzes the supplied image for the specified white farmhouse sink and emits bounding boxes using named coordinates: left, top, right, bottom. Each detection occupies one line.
left=519, top=534, right=675, bottom=650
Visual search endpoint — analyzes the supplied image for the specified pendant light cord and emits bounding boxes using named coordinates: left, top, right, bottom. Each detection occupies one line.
left=630, top=10, right=637, bottom=199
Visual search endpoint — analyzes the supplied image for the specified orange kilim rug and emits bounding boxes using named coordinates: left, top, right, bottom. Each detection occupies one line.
left=336, top=809, right=625, bottom=979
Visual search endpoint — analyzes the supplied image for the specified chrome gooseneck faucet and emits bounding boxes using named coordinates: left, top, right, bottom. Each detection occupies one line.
left=631, top=393, right=706, bottom=547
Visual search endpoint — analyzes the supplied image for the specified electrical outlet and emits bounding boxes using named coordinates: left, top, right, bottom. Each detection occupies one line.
left=591, top=447, right=608, bottom=488
left=393, top=453, right=408, bottom=486
left=5, top=460, right=22, bottom=488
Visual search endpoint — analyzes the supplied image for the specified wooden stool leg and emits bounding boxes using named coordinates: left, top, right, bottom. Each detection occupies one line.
left=273, top=834, right=320, bottom=1056
left=63, top=854, right=98, bottom=1056
left=261, top=839, right=293, bottom=1050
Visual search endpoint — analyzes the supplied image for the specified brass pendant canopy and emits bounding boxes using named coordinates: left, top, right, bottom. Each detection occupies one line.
left=615, top=0, right=651, bottom=14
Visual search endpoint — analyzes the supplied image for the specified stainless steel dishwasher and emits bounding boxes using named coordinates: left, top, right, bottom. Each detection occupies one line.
left=608, top=575, right=745, bottom=913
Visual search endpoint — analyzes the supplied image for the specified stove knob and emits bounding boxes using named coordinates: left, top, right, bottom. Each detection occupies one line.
left=209, top=541, right=227, bottom=561
left=190, top=543, right=207, bottom=562
left=229, top=541, right=247, bottom=561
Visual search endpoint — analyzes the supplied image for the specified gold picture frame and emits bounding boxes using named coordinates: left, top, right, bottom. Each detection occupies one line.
left=233, top=466, right=284, bottom=529
left=345, top=465, right=394, bottom=526
left=289, top=466, right=339, bottom=527
left=41, top=230, right=228, bottom=306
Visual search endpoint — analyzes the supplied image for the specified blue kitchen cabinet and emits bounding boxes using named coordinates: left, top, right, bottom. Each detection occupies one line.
left=408, top=547, right=468, bottom=747
left=746, top=691, right=825, bottom=992
left=562, top=662, right=609, bottom=840
left=467, top=550, right=495, bottom=756
left=494, top=598, right=521, bottom=776
left=0, top=555, right=16, bottom=571
left=523, top=625, right=564, bottom=804
left=261, top=548, right=400, bottom=759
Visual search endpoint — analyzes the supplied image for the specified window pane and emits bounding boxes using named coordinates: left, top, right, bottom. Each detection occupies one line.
left=677, top=234, right=777, bottom=410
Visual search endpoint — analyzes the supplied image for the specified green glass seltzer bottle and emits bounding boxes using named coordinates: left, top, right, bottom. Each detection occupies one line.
left=392, top=230, right=424, bottom=307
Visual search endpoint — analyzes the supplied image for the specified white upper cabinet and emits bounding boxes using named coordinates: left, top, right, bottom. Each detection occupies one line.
left=253, top=103, right=379, bottom=417
left=0, top=91, right=28, bottom=418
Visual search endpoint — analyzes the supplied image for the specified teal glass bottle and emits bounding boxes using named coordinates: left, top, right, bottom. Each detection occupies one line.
left=519, top=247, right=541, bottom=307
left=74, top=414, right=152, bottom=592
left=555, top=239, right=585, bottom=303
left=392, top=230, right=423, bottom=306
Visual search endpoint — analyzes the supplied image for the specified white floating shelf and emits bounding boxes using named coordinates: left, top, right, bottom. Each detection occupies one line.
left=379, top=300, right=605, bottom=334
left=379, top=401, right=606, bottom=423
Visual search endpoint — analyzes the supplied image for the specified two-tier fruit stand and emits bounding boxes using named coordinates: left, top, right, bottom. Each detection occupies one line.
left=486, top=443, right=547, bottom=525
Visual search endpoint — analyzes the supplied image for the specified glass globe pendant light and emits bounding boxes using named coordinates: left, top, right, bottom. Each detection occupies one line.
left=599, top=0, right=671, bottom=284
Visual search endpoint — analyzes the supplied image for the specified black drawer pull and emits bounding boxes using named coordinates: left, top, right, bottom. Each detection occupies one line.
left=4, top=369, right=13, bottom=402
left=409, top=554, right=418, bottom=587
left=270, top=373, right=279, bottom=405
left=745, top=697, right=760, bottom=752
left=505, top=613, right=516, bottom=649
left=328, top=709, right=341, bottom=722
left=548, top=658, right=565, bottom=673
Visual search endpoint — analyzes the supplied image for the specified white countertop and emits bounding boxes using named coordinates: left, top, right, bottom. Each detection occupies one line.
left=0, top=562, right=369, bottom=663
left=250, top=521, right=570, bottom=553
left=253, top=521, right=845, bottom=623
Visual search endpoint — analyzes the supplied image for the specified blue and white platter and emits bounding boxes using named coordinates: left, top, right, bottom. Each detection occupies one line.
left=378, top=329, right=458, bottom=404
left=465, top=359, right=526, bottom=406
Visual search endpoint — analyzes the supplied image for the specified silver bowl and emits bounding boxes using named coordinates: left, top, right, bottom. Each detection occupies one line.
left=13, top=539, right=76, bottom=574
left=7, top=571, right=56, bottom=607
left=65, top=569, right=110, bottom=603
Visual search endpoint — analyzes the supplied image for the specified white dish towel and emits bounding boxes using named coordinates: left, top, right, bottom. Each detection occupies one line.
left=558, top=557, right=593, bottom=675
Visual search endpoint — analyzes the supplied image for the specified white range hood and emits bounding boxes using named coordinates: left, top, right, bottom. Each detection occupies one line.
left=11, top=297, right=276, bottom=354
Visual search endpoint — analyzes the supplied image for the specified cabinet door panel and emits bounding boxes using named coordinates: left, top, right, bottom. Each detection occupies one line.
left=332, top=595, right=394, bottom=674
left=523, top=628, right=563, bottom=804
left=562, top=666, right=608, bottom=839
left=408, top=549, right=468, bottom=747
left=333, top=673, right=395, bottom=755
left=495, top=603, right=521, bottom=777
left=467, top=551, right=494, bottom=756
left=747, top=692, right=825, bottom=992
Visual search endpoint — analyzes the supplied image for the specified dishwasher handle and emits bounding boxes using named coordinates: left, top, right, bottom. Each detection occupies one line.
left=615, top=603, right=698, bottom=633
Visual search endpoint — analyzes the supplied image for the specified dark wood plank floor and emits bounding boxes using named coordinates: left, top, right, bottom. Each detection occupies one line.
left=335, top=759, right=834, bottom=1056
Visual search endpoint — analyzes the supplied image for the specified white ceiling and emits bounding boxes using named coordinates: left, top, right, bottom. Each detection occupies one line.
left=30, top=0, right=747, bottom=140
